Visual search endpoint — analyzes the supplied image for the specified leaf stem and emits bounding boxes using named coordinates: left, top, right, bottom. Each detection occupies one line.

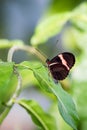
left=7, top=45, right=47, bottom=63
left=6, top=44, right=47, bottom=105
left=6, top=66, right=22, bottom=106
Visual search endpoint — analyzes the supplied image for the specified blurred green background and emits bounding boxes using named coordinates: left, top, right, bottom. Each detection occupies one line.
left=0, top=0, right=87, bottom=130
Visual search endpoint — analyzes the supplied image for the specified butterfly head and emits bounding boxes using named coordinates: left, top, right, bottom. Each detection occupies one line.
left=46, top=59, right=51, bottom=65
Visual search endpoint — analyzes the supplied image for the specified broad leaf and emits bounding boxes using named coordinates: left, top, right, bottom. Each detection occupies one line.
left=0, top=62, right=18, bottom=116
left=18, top=99, right=57, bottom=130
left=48, top=0, right=82, bottom=13
left=0, top=107, right=11, bottom=124
left=0, top=62, right=17, bottom=103
left=19, top=64, right=39, bottom=88
left=19, top=61, right=51, bottom=92
left=0, top=39, right=24, bottom=49
left=49, top=103, right=74, bottom=130
left=71, top=1, right=87, bottom=32
left=19, top=61, right=79, bottom=130
left=31, top=13, right=70, bottom=46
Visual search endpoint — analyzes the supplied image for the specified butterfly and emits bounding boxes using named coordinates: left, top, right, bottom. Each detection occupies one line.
left=46, top=52, right=75, bottom=80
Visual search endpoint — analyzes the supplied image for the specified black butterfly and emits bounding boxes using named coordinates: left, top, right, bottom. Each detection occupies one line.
left=46, top=52, right=75, bottom=80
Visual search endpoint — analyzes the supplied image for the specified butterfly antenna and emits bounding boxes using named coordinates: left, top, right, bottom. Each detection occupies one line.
left=35, top=47, right=48, bottom=61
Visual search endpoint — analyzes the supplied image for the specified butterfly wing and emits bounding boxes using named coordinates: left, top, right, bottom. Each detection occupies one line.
left=50, top=55, right=62, bottom=64
left=50, top=52, right=75, bottom=69
left=59, top=52, right=75, bottom=69
left=49, top=63, right=69, bottom=80
left=46, top=52, right=75, bottom=80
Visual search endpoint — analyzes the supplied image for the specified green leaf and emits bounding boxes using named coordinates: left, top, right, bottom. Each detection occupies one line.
left=31, top=13, right=70, bottom=46
left=71, top=14, right=87, bottom=32
left=62, top=25, right=87, bottom=55
left=72, top=81, right=87, bottom=119
left=0, top=106, right=11, bottom=124
left=71, top=2, right=87, bottom=32
left=0, top=39, right=24, bottom=49
left=18, top=99, right=57, bottom=130
left=0, top=62, right=18, bottom=114
left=19, top=61, right=79, bottom=130
left=49, top=103, right=74, bottom=130
left=73, top=1, right=87, bottom=16
left=19, top=64, right=39, bottom=88
left=48, top=0, right=82, bottom=13
left=19, top=61, right=51, bottom=92
left=54, top=84, right=79, bottom=130
left=34, top=71, right=79, bottom=130
left=0, top=62, right=17, bottom=102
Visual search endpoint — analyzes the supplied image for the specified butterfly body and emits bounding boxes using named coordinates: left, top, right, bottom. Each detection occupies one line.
left=46, top=52, right=75, bottom=80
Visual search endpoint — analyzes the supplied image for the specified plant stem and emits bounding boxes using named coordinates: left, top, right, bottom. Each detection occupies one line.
left=6, top=66, right=22, bottom=106
left=7, top=44, right=47, bottom=104
left=7, top=45, right=47, bottom=63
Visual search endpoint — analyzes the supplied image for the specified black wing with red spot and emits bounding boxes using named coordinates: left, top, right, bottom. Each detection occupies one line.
left=46, top=52, right=75, bottom=80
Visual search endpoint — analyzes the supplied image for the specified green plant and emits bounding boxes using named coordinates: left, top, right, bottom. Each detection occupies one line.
left=0, top=1, right=87, bottom=130
left=0, top=40, right=78, bottom=130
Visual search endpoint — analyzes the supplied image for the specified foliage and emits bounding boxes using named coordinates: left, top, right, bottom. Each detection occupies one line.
left=0, top=1, right=87, bottom=130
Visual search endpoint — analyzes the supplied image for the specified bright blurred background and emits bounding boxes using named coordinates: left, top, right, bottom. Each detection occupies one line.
left=0, top=1, right=52, bottom=130
left=0, top=0, right=87, bottom=130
